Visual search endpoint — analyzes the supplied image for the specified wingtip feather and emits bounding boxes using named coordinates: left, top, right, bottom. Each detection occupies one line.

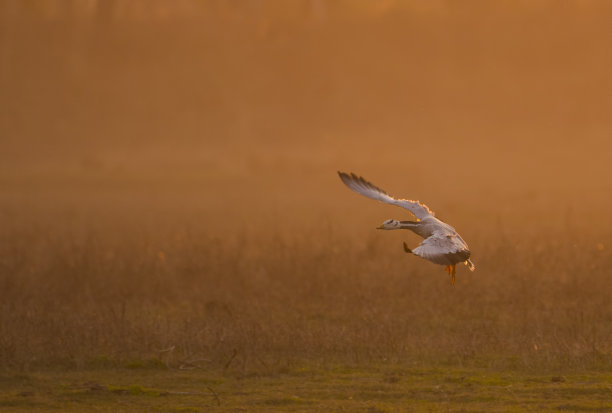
left=336, top=171, right=434, bottom=218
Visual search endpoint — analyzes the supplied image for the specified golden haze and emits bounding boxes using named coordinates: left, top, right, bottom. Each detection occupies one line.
left=0, top=1, right=611, bottom=370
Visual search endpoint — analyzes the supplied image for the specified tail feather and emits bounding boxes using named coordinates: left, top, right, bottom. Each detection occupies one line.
left=465, top=259, right=475, bottom=272
left=402, top=242, right=412, bottom=254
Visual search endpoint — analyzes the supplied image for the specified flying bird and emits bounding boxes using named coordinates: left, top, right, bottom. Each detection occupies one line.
left=338, top=171, right=475, bottom=285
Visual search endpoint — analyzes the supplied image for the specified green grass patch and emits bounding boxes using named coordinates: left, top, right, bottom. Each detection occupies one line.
left=1, top=363, right=611, bottom=412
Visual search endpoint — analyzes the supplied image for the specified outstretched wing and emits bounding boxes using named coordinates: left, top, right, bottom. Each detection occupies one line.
left=412, top=233, right=470, bottom=266
left=338, top=171, right=434, bottom=220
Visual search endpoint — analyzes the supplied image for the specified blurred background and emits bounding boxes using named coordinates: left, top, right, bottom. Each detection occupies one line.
left=1, top=0, right=612, bottom=370
left=1, top=0, right=611, bottom=241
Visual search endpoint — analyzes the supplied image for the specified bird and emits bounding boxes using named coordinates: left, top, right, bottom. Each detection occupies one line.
left=338, top=171, right=475, bottom=285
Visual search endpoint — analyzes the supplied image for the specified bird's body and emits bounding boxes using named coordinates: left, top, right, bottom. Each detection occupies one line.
left=338, top=171, right=475, bottom=284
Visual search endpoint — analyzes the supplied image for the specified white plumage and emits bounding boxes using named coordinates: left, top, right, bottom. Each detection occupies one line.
left=338, top=171, right=475, bottom=284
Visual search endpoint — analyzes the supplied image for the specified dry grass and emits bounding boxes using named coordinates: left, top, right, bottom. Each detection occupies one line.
left=1, top=196, right=610, bottom=373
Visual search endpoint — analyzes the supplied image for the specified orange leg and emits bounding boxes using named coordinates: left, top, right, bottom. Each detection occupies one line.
left=445, top=265, right=456, bottom=285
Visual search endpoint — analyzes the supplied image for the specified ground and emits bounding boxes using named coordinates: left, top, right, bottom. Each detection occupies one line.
left=2, top=363, right=612, bottom=412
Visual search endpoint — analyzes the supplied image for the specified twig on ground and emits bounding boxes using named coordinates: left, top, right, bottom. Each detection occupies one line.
left=224, top=348, right=238, bottom=371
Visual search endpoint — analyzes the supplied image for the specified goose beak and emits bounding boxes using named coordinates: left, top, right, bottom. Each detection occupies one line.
left=376, top=225, right=385, bottom=229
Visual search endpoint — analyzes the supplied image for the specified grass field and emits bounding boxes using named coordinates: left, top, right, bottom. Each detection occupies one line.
left=1, top=204, right=611, bottom=369
left=1, top=194, right=611, bottom=411
left=2, top=363, right=612, bottom=412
